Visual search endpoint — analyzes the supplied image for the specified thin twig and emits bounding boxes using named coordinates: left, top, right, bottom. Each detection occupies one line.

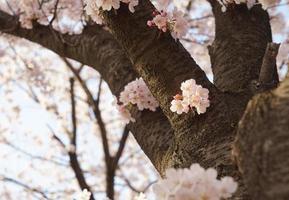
left=1, top=176, right=51, bottom=200
left=69, top=77, right=77, bottom=146
left=112, top=126, right=129, bottom=170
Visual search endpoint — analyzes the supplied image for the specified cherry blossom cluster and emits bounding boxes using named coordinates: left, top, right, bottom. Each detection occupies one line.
left=170, top=79, right=210, bottom=115
left=104, top=164, right=237, bottom=200
left=147, top=2, right=188, bottom=40
left=218, top=0, right=280, bottom=11
left=113, top=78, right=159, bottom=124
left=120, top=78, right=159, bottom=112
left=152, top=164, right=238, bottom=200
left=4, top=0, right=84, bottom=33
left=84, top=0, right=139, bottom=24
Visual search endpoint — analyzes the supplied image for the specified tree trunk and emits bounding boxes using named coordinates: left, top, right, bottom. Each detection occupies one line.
left=234, top=75, right=289, bottom=199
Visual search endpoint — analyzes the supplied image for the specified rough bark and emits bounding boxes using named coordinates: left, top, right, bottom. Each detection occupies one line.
left=258, top=43, right=280, bottom=91
left=0, top=10, right=173, bottom=173
left=234, top=74, right=289, bottom=200
left=99, top=2, right=251, bottom=198
left=208, top=3, right=281, bottom=198
left=102, top=1, right=217, bottom=133
left=208, top=2, right=277, bottom=94
left=1, top=2, right=288, bottom=199
left=100, top=1, right=283, bottom=199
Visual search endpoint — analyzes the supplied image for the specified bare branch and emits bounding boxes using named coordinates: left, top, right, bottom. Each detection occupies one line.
left=63, top=58, right=111, bottom=165
left=112, top=126, right=129, bottom=170
left=258, top=43, right=280, bottom=90
left=48, top=125, right=65, bottom=148
left=69, top=77, right=77, bottom=146
left=63, top=58, right=115, bottom=199
left=4, top=141, right=67, bottom=167
left=1, top=176, right=51, bottom=200
left=66, top=76, right=95, bottom=200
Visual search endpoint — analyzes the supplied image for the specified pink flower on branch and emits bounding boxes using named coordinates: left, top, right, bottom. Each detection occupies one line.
left=170, top=79, right=210, bottom=115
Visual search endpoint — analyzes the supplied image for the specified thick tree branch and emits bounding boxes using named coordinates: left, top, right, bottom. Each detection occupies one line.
left=101, top=3, right=253, bottom=199
left=208, top=2, right=277, bottom=95
left=0, top=10, right=134, bottom=96
left=102, top=1, right=218, bottom=134
left=205, top=3, right=280, bottom=198
left=0, top=10, right=173, bottom=174
left=234, top=74, right=289, bottom=199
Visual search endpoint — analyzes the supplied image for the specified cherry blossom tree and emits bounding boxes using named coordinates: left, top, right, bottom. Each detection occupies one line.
left=0, top=36, right=157, bottom=199
left=0, top=0, right=289, bottom=199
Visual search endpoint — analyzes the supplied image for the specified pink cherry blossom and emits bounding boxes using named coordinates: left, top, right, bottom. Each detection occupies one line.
left=153, top=164, right=238, bottom=200
left=84, top=0, right=103, bottom=24
left=119, top=78, right=159, bottom=112
left=84, top=0, right=139, bottom=24
left=219, top=177, right=238, bottom=198
left=170, top=99, right=189, bottom=115
left=170, top=79, right=210, bottom=115
left=171, top=9, right=189, bottom=39
left=153, top=14, right=168, bottom=30
left=147, top=4, right=188, bottom=40
left=95, top=0, right=120, bottom=11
